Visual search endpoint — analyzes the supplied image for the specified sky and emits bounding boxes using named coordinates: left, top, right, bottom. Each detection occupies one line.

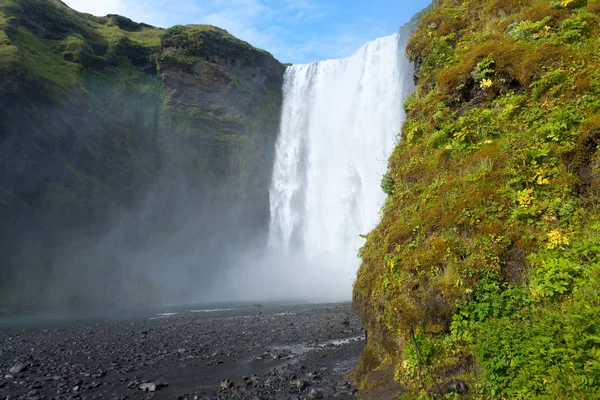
left=61, top=0, right=431, bottom=64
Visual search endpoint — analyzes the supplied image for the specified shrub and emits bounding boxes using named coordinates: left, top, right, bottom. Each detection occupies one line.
left=160, top=25, right=189, bottom=49
left=507, top=17, right=553, bottom=41
left=558, top=16, right=591, bottom=43
left=472, top=56, right=496, bottom=83
left=381, top=174, right=395, bottom=196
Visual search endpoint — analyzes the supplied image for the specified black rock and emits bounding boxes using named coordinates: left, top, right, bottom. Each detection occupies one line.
left=220, top=379, right=234, bottom=391
left=291, top=379, right=308, bottom=390
left=139, top=382, right=157, bottom=392
left=4, top=17, right=18, bottom=34
left=430, top=379, right=469, bottom=396
left=9, top=362, right=30, bottom=374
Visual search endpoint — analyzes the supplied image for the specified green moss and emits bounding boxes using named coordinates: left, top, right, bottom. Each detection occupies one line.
left=0, top=40, right=20, bottom=72
left=160, top=24, right=268, bottom=56
left=355, top=0, right=600, bottom=397
left=185, top=24, right=270, bottom=54
left=231, top=74, right=253, bottom=94
left=216, top=113, right=251, bottom=126
left=215, top=134, right=251, bottom=145
left=95, top=23, right=162, bottom=49
left=17, top=27, right=81, bottom=93
left=158, top=53, right=195, bottom=71
left=0, top=0, right=280, bottom=98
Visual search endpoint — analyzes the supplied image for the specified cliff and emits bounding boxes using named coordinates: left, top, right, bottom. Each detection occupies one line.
left=0, top=0, right=285, bottom=307
left=353, top=0, right=600, bottom=398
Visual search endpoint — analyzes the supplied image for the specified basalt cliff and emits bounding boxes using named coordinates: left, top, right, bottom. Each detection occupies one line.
left=0, top=0, right=285, bottom=307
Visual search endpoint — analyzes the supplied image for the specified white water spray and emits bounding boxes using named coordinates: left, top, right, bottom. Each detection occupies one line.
left=265, top=32, right=414, bottom=300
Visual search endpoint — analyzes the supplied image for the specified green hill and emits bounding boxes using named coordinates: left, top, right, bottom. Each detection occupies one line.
left=0, top=0, right=285, bottom=307
left=353, top=0, right=600, bottom=398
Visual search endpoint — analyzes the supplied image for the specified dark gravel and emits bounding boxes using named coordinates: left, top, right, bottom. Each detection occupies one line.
left=0, top=303, right=364, bottom=399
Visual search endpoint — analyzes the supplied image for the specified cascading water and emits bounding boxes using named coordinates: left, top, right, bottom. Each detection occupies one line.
left=265, top=31, right=415, bottom=300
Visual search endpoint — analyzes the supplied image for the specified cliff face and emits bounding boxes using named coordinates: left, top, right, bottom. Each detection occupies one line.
left=0, top=0, right=285, bottom=307
left=354, top=0, right=600, bottom=398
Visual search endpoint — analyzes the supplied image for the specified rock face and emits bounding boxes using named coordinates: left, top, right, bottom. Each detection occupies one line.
left=0, top=0, right=285, bottom=307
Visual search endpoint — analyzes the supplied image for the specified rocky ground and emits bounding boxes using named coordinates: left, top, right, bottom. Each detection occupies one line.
left=0, top=303, right=364, bottom=399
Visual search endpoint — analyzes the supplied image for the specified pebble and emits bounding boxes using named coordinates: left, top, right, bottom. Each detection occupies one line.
left=139, top=382, right=157, bottom=392
left=9, top=363, right=29, bottom=374
left=308, top=388, right=324, bottom=399
left=0, top=303, right=363, bottom=399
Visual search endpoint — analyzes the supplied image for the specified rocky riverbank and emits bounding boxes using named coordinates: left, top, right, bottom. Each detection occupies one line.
left=0, top=303, right=364, bottom=399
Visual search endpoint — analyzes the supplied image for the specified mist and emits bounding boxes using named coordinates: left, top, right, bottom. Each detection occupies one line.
left=0, top=22, right=284, bottom=310
left=0, top=16, right=417, bottom=313
left=1, top=133, right=270, bottom=309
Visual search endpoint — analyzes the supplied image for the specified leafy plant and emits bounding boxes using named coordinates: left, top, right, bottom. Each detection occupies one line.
left=381, top=174, right=395, bottom=196
left=507, top=17, right=553, bottom=42
left=472, top=56, right=495, bottom=83
left=558, top=16, right=591, bottom=44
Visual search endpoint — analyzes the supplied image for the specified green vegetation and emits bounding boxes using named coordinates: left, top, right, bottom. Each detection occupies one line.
left=0, top=0, right=271, bottom=94
left=353, top=0, right=600, bottom=398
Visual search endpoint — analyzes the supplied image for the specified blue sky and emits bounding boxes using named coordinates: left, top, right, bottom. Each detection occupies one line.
left=62, top=0, right=431, bottom=64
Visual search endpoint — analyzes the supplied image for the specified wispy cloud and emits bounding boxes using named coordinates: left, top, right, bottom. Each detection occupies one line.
left=62, top=0, right=129, bottom=16
left=62, top=0, right=427, bottom=64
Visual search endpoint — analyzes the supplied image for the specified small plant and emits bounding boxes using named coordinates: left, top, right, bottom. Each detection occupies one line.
left=551, top=0, right=588, bottom=9
left=381, top=174, right=395, bottom=196
left=546, top=229, right=570, bottom=250
left=396, top=328, right=442, bottom=391
left=530, top=256, right=581, bottom=299
left=472, top=56, right=495, bottom=84
left=507, top=17, right=553, bottom=41
left=558, top=16, right=591, bottom=44
left=160, top=25, right=190, bottom=49
left=480, top=78, right=493, bottom=89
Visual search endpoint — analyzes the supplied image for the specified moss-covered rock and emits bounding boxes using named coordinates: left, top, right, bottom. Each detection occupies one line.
left=353, top=0, right=600, bottom=398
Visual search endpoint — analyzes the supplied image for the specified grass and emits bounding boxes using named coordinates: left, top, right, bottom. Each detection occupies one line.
left=16, top=27, right=81, bottom=92
left=0, top=0, right=274, bottom=96
left=185, top=24, right=271, bottom=55
left=354, top=0, right=600, bottom=398
left=94, top=22, right=162, bottom=49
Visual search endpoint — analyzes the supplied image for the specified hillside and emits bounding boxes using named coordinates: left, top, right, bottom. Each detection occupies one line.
left=353, top=0, right=600, bottom=398
left=0, top=0, right=285, bottom=307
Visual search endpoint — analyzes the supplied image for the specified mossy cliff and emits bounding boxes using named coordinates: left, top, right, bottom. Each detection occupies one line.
left=353, top=0, right=600, bottom=398
left=0, top=0, right=285, bottom=306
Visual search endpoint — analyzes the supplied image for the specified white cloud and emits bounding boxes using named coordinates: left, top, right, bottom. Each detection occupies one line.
left=62, top=0, right=129, bottom=16
left=61, top=0, right=389, bottom=64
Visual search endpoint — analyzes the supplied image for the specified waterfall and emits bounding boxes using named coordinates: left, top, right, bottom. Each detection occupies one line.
left=266, top=32, right=414, bottom=300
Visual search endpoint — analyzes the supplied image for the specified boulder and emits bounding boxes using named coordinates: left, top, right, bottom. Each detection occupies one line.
left=4, top=17, right=19, bottom=34
left=9, top=362, right=29, bottom=374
